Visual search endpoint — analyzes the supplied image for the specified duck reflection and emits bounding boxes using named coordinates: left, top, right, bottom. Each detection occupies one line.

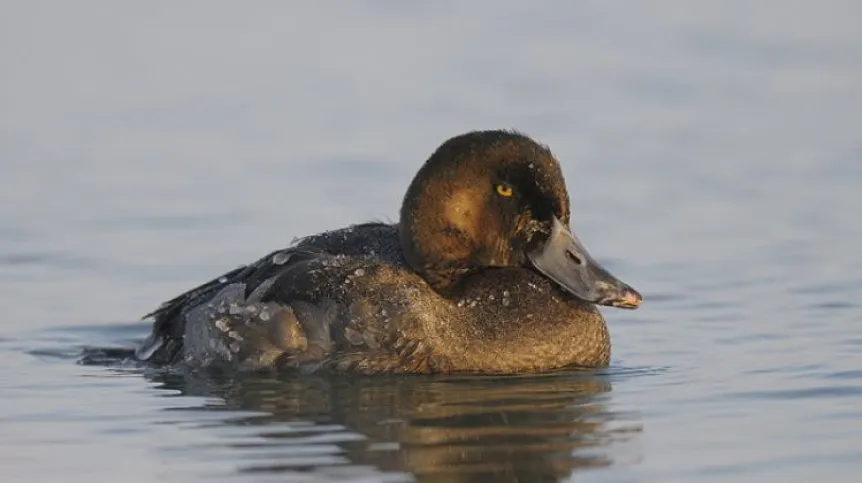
left=149, top=370, right=640, bottom=482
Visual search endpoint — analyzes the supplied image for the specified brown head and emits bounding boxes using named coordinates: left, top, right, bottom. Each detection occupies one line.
left=398, top=130, right=641, bottom=309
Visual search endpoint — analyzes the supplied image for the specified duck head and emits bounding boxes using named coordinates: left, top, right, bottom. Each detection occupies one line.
left=398, top=130, right=641, bottom=309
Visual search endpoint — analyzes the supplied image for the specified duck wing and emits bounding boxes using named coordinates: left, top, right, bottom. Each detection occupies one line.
left=137, top=246, right=328, bottom=366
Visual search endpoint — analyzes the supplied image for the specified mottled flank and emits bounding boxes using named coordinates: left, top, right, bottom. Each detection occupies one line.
left=139, top=130, right=640, bottom=374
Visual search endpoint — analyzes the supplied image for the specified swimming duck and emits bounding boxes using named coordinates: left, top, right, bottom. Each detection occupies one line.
left=137, top=130, right=642, bottom=374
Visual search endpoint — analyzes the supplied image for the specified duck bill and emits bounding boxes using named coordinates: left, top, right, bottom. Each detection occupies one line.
left=527, top=217, right=642, bottom=309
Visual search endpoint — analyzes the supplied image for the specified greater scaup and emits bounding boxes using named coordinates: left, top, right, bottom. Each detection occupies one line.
left=137, top=130, right=642, bottom=374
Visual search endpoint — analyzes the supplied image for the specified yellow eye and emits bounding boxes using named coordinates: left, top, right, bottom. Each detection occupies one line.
left=495, top=184, right=513, bottom=197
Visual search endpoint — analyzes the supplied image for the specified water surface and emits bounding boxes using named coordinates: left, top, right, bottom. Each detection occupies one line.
left=2, top=2, right=861, bottom=482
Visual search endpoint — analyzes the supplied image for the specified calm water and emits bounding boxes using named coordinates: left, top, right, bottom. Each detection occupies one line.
left=2, top=2, right=861, bottom=482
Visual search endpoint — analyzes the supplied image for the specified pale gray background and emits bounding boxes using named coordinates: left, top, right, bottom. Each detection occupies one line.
left=2, top=1, right=861, bottom=482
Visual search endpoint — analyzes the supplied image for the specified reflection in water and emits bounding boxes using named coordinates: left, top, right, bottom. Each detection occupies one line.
left=148, top=370, right=641, bottom=482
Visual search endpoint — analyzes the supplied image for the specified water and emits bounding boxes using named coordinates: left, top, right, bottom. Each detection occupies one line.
left=2, top=2, right=861, bottom=482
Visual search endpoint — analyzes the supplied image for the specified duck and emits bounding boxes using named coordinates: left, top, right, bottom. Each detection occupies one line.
left=136, top=130, right=642, bottom=374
